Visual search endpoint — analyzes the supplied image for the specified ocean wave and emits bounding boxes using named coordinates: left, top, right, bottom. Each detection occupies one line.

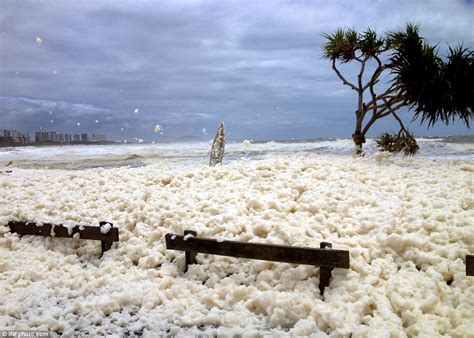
left=1, top=137, right=472, bottom=169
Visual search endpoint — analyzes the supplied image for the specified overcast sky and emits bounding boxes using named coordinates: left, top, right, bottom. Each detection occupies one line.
left=1, top=0, right=473, bottom=142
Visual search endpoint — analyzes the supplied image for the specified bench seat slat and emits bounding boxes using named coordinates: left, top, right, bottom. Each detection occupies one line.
left=166, top=233, right=349, bottom=269
left=8, top=221, right=119, bottom=242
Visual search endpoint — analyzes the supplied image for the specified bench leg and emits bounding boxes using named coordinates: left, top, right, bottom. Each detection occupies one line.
left=184, top=230, right=197, bottom=272
left=101, top=240, right=113, bottom=256
left=319, top=266, right=334, bottom=295
left=467, top=255, right=473, bottom=276
left=319, top=241, right=333, bottom=295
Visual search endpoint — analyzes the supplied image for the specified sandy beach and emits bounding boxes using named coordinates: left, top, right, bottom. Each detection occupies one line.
left=0, top=153, right=473, bottom=336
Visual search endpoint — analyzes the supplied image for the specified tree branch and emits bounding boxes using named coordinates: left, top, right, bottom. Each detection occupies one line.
left=362, top=67, right=385, bottom=91
left=358, top=57, right=368, bottom=92
left=332, top=59, right=358, bottom=91
left=377, top=93, right=405, bottom=116
left=392, top=112, right=409, bottom=135
left=369, top=76, right=379, bottom=115
left=361, top=113, right=379, bottom=136
left=361, top=101, right=405, bottom=136
left=357, top=57, right=368, bottom=119
left=367, top=86, right=403, bottom=109
left=365, top=85, right=401, bottom=111
left=377, top=102, right=405, bottom=118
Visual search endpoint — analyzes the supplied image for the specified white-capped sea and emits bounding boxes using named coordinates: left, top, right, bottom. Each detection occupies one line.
left=1, top=136, right=473, bottom=170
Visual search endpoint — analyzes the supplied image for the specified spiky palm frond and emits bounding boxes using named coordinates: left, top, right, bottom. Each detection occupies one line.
left=389, top=24, right=473, bottom=127
left=323, top=28, right=385, bottom=62
left=359, top=28, right=385, bottom=58
left=322, top=28, right=360, bottom=62
left=375, top=132, right=419, bottom=156
left=386, top=23, right=420, bottom=49
left=322, top=29, right=345, bottom=60
left=442, top=46, right=474, bottom=126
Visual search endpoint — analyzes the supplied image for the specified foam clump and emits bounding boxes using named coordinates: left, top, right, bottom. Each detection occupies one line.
left=100, top=222, right=112, bottom=234
left=0, top=154, right=472, bottom=336
left=243, top=139, right=252, bottom=149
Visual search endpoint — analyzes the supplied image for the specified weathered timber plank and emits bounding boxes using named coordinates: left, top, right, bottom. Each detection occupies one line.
left=8, top=221, right=119, bottom=242
left=467, top=255, right=473, bottom=276
left=165, top=233, right=349, bottom=269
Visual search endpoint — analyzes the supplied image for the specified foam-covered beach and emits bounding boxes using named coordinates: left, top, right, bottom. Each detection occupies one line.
left=0, top=152, right=473, bottom=336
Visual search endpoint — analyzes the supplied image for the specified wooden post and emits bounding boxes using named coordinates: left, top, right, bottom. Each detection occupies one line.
left=184, top=230, right=197, bottom=271
left=467, top=255, right=473, bottom=276
left=101, top=240, right=113, bottom=256
left=99, top=221, right=113, bottom=257
left=319, top=242, right=333, bottom=295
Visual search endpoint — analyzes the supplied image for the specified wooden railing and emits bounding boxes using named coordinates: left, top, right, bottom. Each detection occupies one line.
left=166, top=230, right=350, bottom=294
left=8, top=221, right=119, bottom=256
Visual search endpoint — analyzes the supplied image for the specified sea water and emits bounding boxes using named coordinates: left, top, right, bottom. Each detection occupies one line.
left=0, top=136, right=472, bottom=170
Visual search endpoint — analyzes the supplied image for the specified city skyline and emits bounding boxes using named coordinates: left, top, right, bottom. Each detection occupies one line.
left=0, top=127, right=108, bottom=146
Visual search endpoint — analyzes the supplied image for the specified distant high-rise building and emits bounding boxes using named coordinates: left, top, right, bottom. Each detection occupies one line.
left=35, top=131, right=46, bottom=142
left=35, top=131, right=53, bottom=142
left=47, top=131, right=57, bottom=142
left=1, top=129, right=30, bottom=145
left=92, top=134, right=106, bottom=142
left=1, top=129, right=108, bottom=146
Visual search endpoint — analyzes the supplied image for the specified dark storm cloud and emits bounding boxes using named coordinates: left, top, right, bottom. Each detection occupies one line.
left=0, top=0, right=472, bottom=142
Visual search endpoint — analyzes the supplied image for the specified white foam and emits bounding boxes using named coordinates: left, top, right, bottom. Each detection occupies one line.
left=0, top=153, right=472, bottom=336
left=183, top=233, right=194, bottom=241
left=100, top=222, right=112, bottom=234
left=243, top=139, right=252, bottom=149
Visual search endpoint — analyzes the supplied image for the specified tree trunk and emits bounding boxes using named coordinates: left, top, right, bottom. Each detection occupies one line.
left=352, top=111, right=366, bottom=156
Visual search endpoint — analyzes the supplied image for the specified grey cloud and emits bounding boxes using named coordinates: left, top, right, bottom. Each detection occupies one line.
left=0, top=0, right=472, bottom=142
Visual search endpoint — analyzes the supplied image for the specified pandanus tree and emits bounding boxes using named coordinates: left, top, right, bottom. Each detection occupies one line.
left=322, top=24, right=473, bottom=155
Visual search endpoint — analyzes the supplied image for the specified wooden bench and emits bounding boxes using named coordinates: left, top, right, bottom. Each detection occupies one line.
left=467, top=255, right=473, bottom=276
left=165, top=230, right=350, bottom=294
left=8, top=221, right=119, bottom=256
